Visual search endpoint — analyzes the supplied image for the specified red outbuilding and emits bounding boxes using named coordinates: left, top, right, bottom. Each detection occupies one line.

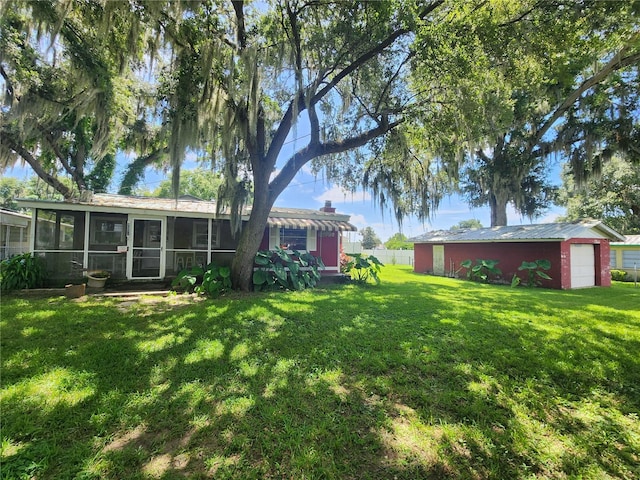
left=410, top=220, right=625, bottom=289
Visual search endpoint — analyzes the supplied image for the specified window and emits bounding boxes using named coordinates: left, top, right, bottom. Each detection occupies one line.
left=35, top=209, right=85, bottom=250
left=193, top=221, right=208, bottom=249
left=270, top=227, right=317, bottom=251
left=90, top=214, right=127, bottom=248
left=622, top=250, right=640, bottom=268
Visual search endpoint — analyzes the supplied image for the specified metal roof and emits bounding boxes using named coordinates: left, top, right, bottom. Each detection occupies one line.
left=16, top=193, right=357, bottom=232
left=611, top=235, right=640, bottom=246
left=409, top=220, right=625, bottom=243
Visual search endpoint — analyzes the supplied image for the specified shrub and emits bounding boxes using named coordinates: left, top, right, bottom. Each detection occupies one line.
left=0, top=253, right=45, bottom=291
left=457, top=259, right=502, bottom=283
left=512, top=259, right=552, bottom=287
left=171, top=263, right=232, bottom=297
left=343, top=253, right=384, bottom=285
left=611, top=269, right=630, bottom=282
left=253, top=246, right=324, bottom=291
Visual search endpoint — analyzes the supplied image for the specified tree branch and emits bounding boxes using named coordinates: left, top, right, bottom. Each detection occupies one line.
left=269, top=116, right=402, bottom=201
left=1, top=130, right=74, bottom=199
left=528, top=44, right=640, bottom=156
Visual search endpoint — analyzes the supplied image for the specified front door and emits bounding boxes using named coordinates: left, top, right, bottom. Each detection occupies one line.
left=128, top=218, right=164, bottom=279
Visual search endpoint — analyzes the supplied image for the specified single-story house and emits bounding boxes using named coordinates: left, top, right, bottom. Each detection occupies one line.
left=16, top=194, right=356, bottom=282
left=1, top=209, right=31, bottom=261
left=610, top=234, right=640, bottom=279
left=409, top=220, right=625, bottom=289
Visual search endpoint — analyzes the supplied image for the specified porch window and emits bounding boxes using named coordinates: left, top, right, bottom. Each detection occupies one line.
left=89, top=213, right=127, bottom=252
left=35, top=209, right=85, bottom=250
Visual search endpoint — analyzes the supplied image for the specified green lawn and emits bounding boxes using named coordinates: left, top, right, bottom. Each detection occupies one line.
left=1, top=266, right=639, bottom=479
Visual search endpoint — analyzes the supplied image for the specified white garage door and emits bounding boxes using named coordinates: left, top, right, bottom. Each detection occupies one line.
left=570, top=244, right=595, bottom=288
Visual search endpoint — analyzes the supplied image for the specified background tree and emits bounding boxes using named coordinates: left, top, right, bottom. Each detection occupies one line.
left=150, top=169, right=224, bottom=201
left=360, top=227, right=382, bottom=250
left=0, top=1, right=148, bottom=198
left=384, top=232, right=413, bottom=250
left=450, top=219, right=482, bottom=230
left=558, top=157, right=640, bottom=234
left=408, top=1, right=640, bottom=226
left=0, top=176, right=65, bottom=211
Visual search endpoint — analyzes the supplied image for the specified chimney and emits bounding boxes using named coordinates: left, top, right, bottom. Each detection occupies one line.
left=320, top=200, right=335, bottom=213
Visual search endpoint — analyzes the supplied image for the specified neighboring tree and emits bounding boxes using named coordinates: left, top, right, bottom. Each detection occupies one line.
left=0, top=1, right=146, bottom=198
left=360, top=227, right=382, bottom=250
left=0, top=176, right=65, bottom=211
left=409, top=2, right=640, bottom=226
left=384, top=233, right=413, bottom=250
left=558, top=157, right=640, bottom=234
left=450, top=219, right=482, bottom=230
left=151, top=169, right=224, bottom=201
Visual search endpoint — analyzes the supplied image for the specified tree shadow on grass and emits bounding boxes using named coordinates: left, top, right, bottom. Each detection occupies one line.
left=2, top=278, right=639, bottom=479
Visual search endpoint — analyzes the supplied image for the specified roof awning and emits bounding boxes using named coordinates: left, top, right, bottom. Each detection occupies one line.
left=267, top=217, right=357, bottom=232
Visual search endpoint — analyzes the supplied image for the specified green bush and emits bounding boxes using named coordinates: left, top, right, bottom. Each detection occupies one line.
left=253, top=246, right=324, bottom=291
left=0, top=253, right=45, bottom=291
left=457, top=259, right=502, bottom=283
left=171, top=263, right=232, bottom=297
left=512, top=259, right=552, bottom=287
left=610, top=269, right=630, bottom=282
left=343, top=253, right=384, bottom=285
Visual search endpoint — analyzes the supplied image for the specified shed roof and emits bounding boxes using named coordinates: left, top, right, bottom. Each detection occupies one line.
left=16, top=193, right=357, bottom=232
left=409, top=220, right=624, bottom=243
left=611, top=235, right=640, bottom=246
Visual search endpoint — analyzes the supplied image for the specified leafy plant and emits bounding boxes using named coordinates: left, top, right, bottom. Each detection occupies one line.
left=343, top=253, right=384, bottom=285
left=512, top=259, right=552, bottom=287
left=171, top=266, right=204, bottom=293
left=458, top=259, right=502, bottom=283
left=172, top=264, right=232, bottom=297
left=253, top=246, right=325, bottom=291
left=196, top=264, right=232, bottom=297
left=0, top=253, right=45, bottom=291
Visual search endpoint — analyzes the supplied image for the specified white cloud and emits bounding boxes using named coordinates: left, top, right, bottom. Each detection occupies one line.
left=313, top=185, right=371, bottom=204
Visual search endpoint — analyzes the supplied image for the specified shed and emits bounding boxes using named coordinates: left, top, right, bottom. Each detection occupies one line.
left=409, top=220, right=625, bottom=289
left=610, top=235, right=640, bottom=279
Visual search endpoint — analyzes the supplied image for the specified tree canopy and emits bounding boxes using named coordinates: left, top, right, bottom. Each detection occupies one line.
left=360, top=227, right=382, bottom=250
left=384, top=232, right=413, bottom=250
left=558, top=157, right=640, bottom=234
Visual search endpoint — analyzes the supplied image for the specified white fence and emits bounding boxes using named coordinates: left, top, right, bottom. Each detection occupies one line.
left=343, top=242, right=414, bottom=266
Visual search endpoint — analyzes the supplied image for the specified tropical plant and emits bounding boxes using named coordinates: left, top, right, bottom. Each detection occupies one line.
left=458, top=259, right=502, bottom=283
left=196, top=264, right=232, bottom=297
left=171, top=263, right=232, bottom=297
left=253, top=246, right=324, bottom=291
left=0, top=253, right=45, bottom=291
left=343, top=253, right=384, bottom=285
left=171, top=266, right=204, bottom=293
left=511, top=259, right=552, bottom=287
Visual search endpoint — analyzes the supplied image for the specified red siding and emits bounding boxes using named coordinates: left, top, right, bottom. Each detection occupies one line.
left=414, top=238, right=613, bottom=289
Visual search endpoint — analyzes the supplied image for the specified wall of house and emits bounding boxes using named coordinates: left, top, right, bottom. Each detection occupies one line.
left=415, top=242, right=564, bottom=288
left=610, top=244, right=640, bottom=278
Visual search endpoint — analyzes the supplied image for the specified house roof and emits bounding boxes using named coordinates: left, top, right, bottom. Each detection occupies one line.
left=409, top=219, right=625, bottom=244
left=611, top=235, right=640, bottom=246
left=16, top=193, right=357, bottom=232
left=0, top=208, right=31, bottom=227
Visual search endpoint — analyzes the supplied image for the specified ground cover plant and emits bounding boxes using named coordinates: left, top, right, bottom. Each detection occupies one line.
left=1, top=266, right=639, bottom=479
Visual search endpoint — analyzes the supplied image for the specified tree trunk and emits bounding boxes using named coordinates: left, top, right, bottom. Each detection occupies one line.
left=489, top=192, right=509, bottom=227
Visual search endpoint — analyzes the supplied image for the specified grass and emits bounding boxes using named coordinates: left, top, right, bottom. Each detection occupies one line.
left=1, top=265, right=639, bottom=479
